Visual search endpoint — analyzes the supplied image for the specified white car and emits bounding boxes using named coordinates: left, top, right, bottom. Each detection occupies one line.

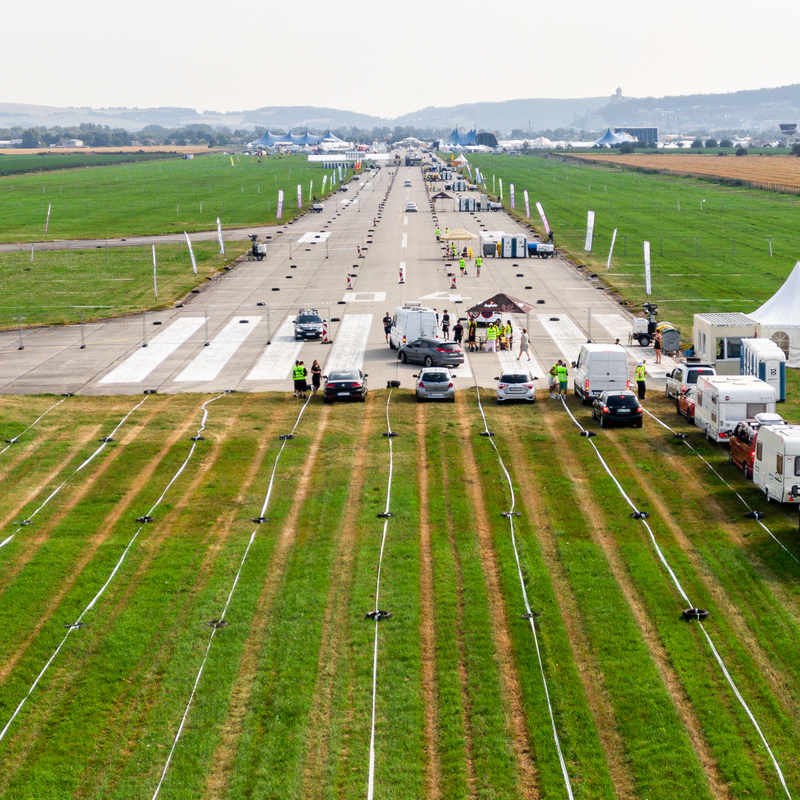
left=404, top=179, right=412, bottom=187
left=405, top=202, right=418, bottom=212
left=495, top=371, right=537, bottom=404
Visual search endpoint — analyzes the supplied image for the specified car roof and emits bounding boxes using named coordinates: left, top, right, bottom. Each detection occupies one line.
left=600, top=389, right=637, bottom=397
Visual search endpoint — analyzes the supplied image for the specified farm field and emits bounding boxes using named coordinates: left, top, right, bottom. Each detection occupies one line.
left=0, top=152, right=348, bottom=243
left=1, top=390, right=799, bottom=799
left=467, top=154, right=800, bottom=335
left=569, top=153, right=800, bottom=190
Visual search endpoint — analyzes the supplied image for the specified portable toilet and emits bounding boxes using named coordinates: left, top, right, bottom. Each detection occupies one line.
left=513, top=234, right=527, bottom=257
left=740, top=338, right=786, bottom=401
left=501, top=235, right=514, bottom=258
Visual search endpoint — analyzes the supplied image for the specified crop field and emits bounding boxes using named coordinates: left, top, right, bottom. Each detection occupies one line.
left=1, top=390, right=800, bottom=799
left=0, top=153, right=348, bottom=242
left=467, top=154, right=800, bottom=334
left=569, top=153, right=800, bottom=191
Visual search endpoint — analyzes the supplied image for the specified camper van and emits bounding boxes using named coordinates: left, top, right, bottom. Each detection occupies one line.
left=694, top=375, right=777, bottom=443
left=572, top=343, right=630, bottom=403
left=753, top=424, right=800, bottom=503
left=389, top=302, right=439, bottom=350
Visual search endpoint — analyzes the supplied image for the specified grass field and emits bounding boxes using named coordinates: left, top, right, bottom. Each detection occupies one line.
left=0, top=152, right=350, bottom=242
left=1, top=390, right=799, bottom=799
left=467, top=154, right=800, bottom=334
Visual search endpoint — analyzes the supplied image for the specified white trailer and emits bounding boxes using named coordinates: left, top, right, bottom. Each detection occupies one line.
left=740, top=338, right=786, bottom=401
left=694, top=375, right=777, bottom=443
left=753, top=424, right=800, bottom=503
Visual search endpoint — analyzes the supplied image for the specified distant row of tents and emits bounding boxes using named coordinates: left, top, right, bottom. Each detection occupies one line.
left=249, top=129, right=349, bottom=148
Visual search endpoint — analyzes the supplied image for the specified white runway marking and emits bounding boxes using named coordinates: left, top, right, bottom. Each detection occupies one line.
left=450, top=351, right=473, bottom=380
left=402, top=233, right=407, bottom=248
left=537, top=314, right=587, bottom=364
left=174, top=317, right=261, bottom=382
left=344, top=292, right=387, bottom=303
left=245, top=318, right=303, bottom=381
left=298, top=232, right=331, bottom=243
left=594, top=313, right=631, bottom=342
left=497, top=322, right=547, bottom=379
left=325, top=314, right=373, bottom=373
left=99, top=317, right=205, bottom=384
left=404, top=215, right=408, bottom=225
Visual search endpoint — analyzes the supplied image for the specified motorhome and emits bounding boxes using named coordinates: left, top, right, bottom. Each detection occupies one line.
left=389, top=302, right=439, bottom=350
left=753, top=424, right=800, bottom=503
left=572, top=343, right=630, bottom=403
left=694, top=375, right=777, bottom=443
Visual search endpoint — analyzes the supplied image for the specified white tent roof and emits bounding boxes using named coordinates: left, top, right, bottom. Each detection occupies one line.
left=749, top=262, right=800, bottom=327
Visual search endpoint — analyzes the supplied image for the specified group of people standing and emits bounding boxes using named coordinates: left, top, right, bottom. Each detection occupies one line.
left=435, top=227, right=483, bottom=277
left=292, top=359, right=322, bottom=399
left=483, top=320, right=514, bottom=352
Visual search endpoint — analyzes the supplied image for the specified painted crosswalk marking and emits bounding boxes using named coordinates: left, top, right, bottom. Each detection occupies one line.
left=245, top=319, right=303, bottom=381
left=175, top=317, right=260, bottom=382
left=99, top=317, right=205, bottom=384
left=325, top=315, right=372, bottom=374
left=537, top=314, right=586, bottom=364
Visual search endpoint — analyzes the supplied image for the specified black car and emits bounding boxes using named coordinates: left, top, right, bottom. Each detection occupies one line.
left=323, top=370, right=368, bottom=403
left=398, top=338, right=464, bottom=367
left=591, top=390, right=643, bottom=428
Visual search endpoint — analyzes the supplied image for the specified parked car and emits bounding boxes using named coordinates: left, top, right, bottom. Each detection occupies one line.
left=676, top=386, right=697, bottom=423
left=398, top=338, right=464, bottom=367
left=404, top=179, right=413, bottom=187
left=405, top=202, right=418, bottom=212
left=414, top=367, right=455, bottom=402
left=665, top=360, right=715, bottom=399
left=728, top=413, right=784, bottom=478
left=591, top=390, right=643, bottom=428
left=323, top=370, right=368, bottom=403
left=495, top=371, right=537, bottom=404
left=293, top=308, right=325, bottom=340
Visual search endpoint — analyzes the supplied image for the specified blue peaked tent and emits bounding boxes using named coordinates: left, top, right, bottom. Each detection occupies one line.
left=446, top=128, right=478, bottom=147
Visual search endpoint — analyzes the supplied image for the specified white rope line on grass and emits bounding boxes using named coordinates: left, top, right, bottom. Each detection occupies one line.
left=0, top=397, right=149, bottom=552
left=560, top=397, right=792, bottom=799
left=474, top=384, right=575, bottom=800
left=151, top=393, right=313, bottom=800
left=367, top=389, right=395, bottom=800
left=0, top=393, right=227, bottom=747
left=0, top=397, right=66, bottom=457
left=643, top=408, right=800, bottom=567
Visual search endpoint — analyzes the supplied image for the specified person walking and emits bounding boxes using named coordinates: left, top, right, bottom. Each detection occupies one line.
left=475, top=256, right=482, bottom=277
left=383, top=311, right=392, bottom=344
left=459, top=257, right=466, bottom=277
left=635, top=360, right=648, bottom=399
left=435, top=226, right=441, bottom=242
left=485, top=322, right=497, bottom=353
left=452, top=319, right=464, bottom=344
left=556, top=360, right=569, bottom=398
left=467, top=318, right=477, bottom=352
left=442, top=310, right=450, bottom=338
left=517, top=328, right=531, bottom=361
left=310, top=359, right=322, bottom=396
left=653, top=330, right=663, bottom=363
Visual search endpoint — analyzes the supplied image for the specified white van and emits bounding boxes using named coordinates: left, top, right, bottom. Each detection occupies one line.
left=572, top=344, right=630, bottom=403
left=753, top=424, right=800, bottom=503
left=694, top=375, right=777, bottom=443
left=389, top=302, right=439, bottom=350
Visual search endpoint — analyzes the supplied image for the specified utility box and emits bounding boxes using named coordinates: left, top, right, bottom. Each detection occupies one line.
left=740, top=338, right=786, bottom=401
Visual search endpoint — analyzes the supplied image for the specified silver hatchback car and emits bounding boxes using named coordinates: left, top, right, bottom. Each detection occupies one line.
left=414, top=367, right=455, bottom=402
left=495, top=370, right=537, bottom=404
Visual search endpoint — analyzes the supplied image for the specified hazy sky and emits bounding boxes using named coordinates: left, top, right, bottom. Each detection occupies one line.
left=4, top=0, right=795, bottom=119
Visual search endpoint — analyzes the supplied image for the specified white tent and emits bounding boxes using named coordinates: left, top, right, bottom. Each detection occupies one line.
left=748, top=261, right=800, bottom=366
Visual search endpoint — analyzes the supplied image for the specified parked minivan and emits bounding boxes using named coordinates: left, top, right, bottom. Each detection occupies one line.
left=389, top=302, right=439, bottom=350
left=572, top=344, right=630, bottom=404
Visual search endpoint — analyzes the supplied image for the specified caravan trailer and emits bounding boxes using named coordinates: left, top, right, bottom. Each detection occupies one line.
left=753, top=424, right=800, bottom=503
left=694, top=375, right=777, bottom=443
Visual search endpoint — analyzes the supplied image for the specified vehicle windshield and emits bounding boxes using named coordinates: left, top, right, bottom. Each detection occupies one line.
left=329, top=371, right=359, bottom=381
left=297, top=315, right=321, bottom=324
left=606, top=394, right=640, bottom=408
left=501, top=374, right=529, bottom=384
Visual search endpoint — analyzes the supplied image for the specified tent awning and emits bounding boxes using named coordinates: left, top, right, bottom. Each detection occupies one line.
left=468, top=293, right=535, bottom=317
left=440, top=228, right=478, bottom=240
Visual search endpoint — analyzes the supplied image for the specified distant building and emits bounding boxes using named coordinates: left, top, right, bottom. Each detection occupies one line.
left=64, top=139, right=84, bottom=147
left=476, top=132, right=498, bottom=148
left=615, top=127, right=658, bottom=144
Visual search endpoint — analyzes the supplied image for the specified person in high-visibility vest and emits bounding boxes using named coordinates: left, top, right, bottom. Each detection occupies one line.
left=292, top=361, right=304, bottom=398
left=475, top=256, right=482, bottom=277
left=436, top=227, right=441, bottom=241
left=459, top=257, right=466, bottom=276
left=549, top=360, right=560, bottom=398
left=504, top=320, right=513, bottom=350
left=635, top=360, right=648, bottom=399
left=556, top=361, right=569, bottom=397
left=485, top=322, right=497, bottom=353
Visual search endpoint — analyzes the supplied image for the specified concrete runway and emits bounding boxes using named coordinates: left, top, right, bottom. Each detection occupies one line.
left=0, top=161, right=674, bottom=396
